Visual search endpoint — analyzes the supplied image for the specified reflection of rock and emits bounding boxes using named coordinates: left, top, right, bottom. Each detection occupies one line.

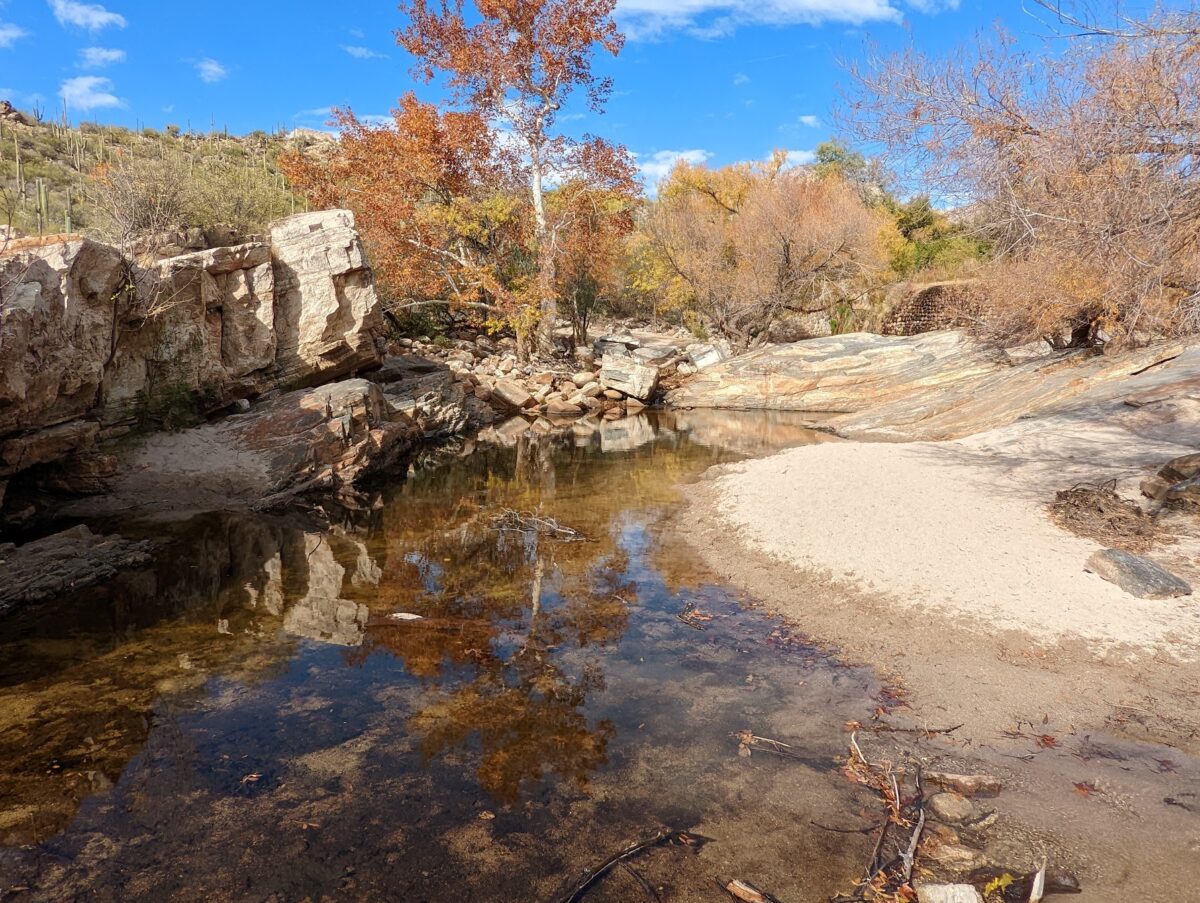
left=664, top=408, right=835, bottom=456
left=599, top=415, right=658, bottom=453
left=0, top=525, right=152, bottom=615
left=279, top=535, right=370, bottom=646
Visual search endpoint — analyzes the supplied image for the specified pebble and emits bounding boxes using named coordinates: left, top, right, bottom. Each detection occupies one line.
left=929, top=792, right=974, bottom=824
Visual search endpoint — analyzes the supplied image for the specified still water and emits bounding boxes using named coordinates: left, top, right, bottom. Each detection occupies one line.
left=0, top=410, right=889, bottom=902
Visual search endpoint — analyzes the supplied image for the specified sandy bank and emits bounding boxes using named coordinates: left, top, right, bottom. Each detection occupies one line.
left=700, top=412, right=1200, bottom=653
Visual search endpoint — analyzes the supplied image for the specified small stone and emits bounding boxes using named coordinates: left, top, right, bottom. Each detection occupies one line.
left=1086, top=548, right=1192, bottom=599
left=546, top=399, right=584, bottom=416
left=1160, top=452, right=1200, bottom=483
left=1141, top=474, right=1173, bottom=501
left=914, top=885, right=983, bottom=903
left=572, top=371, right=596, bottom=386
left=929, top=792, right=974, bottom=824
left=625, top=398, right=647, bottom=412
left=922, top=842, right=985, bottom=871
left=603, top=389, right=624, bottom=401
left=491, top=379, right=535, bottom=411
left=925, top=771, right=1002, bottom=798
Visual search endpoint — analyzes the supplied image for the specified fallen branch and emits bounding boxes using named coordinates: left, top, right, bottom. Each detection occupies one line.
left=810, top=820, right=884, bottom=836
left=552, top=829, right=708, bottom=903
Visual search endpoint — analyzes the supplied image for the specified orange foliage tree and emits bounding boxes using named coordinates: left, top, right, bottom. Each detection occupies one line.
left=281, top=94, right=533, bottom=329
left=396, top=0, right=634, bottom=353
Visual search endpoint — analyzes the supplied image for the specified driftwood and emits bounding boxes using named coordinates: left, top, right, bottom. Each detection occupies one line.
left=720, top=877, right=785, bottom=903
left=733, top=729, right=806, bottom=760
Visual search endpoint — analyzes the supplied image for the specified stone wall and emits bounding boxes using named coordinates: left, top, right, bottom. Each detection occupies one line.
left=0, top=209, right=385, bottom=483
left=881, top=281, right=981, bottom=337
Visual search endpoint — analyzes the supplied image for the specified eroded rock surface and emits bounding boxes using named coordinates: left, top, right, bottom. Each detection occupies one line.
left=0, top=209, right=385, bottom=485
left=669, top=331, right=1189, bottom=441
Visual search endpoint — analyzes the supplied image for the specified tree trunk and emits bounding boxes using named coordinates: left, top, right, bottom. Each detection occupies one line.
left=529, top=143, right=558, bottom=359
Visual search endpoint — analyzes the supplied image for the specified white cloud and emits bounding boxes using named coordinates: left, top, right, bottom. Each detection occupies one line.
left=636, top=148, right=711, bottom=187
left=797, top=114, right=820, bottom=127
left=733, top=72, right=750, bottom=85
left=617, top=0, right=905, bottom=39
left=341, top=44, right=387, bottom=59
left=49, top=0, right=126, bottom=31
left=79, top=46, right=124, bottom=67
left=296, top=105, right=333, bottom=119
left=0, top=21, right=29, bottom=47
left=906, top=0, right=959, bottom=11
left=782, top=148, right=816, bottom=168
left=196, top=58, right=228, bottom=83
left=59, top=75, right=121, bottom=111
left=348, top=27, right=365, bottom=39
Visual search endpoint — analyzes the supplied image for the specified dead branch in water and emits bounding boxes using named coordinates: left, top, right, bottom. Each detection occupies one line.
left=832, top=736, right=929, bottom=903
left=733, top=729, right=806, bottom=760
left=620, top=863, right=661, bottom=902
left=552, top=829, right=709, bottom=903
left=492, top=509, right=589, bottom=542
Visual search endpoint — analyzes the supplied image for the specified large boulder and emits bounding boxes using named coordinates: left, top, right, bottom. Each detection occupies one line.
left=0, top=239, right=128, bottom=438
left=600, top=353, right=660, bottom=402
left=270, top=209, right=385, bottom=386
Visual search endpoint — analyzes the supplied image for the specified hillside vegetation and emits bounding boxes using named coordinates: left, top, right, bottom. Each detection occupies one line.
left=0, top=109, right=321, bottom=243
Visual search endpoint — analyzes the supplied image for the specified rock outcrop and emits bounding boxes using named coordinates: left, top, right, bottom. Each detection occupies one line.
left=668, top=331, right=1188, bottom=441
left=0, top=210, right=386, bottom=486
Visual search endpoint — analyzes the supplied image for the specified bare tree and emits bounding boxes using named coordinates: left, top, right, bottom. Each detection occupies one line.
left=843, top=4, right=1200, bottom=345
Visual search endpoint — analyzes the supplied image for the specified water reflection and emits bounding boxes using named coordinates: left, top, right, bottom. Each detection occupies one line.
left=0, top=411, right=874, bottom=902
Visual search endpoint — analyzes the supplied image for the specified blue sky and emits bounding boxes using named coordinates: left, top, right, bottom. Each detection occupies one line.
left=0, top=0, right=1094, bottom=188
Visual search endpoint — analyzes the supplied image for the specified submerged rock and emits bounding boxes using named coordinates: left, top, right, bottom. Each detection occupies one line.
left=925, top=771, right=1003, bottom=798
left=928, top=792, right=975, bottom=824
left=1086, top=548, right=1192, bottom=599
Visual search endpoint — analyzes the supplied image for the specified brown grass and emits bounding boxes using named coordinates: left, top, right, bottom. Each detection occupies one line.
left=1048, top=481, right=1172, bottom=553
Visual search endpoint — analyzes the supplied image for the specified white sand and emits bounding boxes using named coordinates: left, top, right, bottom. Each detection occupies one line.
left=708, top=414, right=1200, bottom=652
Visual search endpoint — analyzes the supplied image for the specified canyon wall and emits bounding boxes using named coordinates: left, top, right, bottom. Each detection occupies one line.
left=0, top=209, right=386, bottom=491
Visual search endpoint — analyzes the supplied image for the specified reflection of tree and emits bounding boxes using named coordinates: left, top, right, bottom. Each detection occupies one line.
left=348, top=422, right=750, bottom=806
left=410, top=654, right=614, bottom=806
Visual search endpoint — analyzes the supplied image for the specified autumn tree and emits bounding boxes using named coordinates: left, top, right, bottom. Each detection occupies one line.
left=844, top=1, right=1200, bottom=346
left=396, top=0, right=633, bottom=355
left=282, top=95, right=535, bottom=330
left=635, top=153, right=887, bottom=347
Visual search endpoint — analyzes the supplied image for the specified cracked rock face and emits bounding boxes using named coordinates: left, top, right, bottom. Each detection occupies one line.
left=0, top=210, right=386, bottom=484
